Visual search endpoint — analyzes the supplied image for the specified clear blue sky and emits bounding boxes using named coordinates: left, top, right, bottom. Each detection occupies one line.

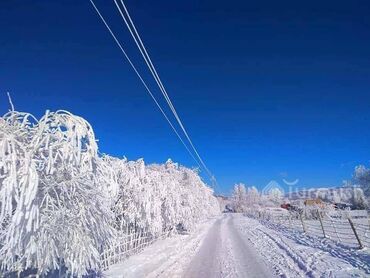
left=1, top=0, right=370, bottom=194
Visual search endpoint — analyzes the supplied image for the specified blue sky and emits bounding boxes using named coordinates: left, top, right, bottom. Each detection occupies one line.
left=1, top=0, right=370, bottom=194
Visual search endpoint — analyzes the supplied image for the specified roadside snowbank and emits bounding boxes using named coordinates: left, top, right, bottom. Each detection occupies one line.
left=105, top=217, right=218, bottom=278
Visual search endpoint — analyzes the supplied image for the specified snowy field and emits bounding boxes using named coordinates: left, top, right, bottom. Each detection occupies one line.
left=105, top=213, right=370, bottom=277
left=247, top=208, right=370, bottom=249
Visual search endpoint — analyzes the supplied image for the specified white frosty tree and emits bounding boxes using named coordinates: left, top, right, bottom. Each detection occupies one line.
left=352, top=187, right=367, bottom=209
left=232, top=183, right=247, bottom=212
left=246, top=186, right=260, bottom=206
left=0, top=106, right=220, bottom=276
left=0, top=110, right=113, bottom=276
left=268, top=187, right=283, bottom=205
left=354, top=165, right=370, bottom=197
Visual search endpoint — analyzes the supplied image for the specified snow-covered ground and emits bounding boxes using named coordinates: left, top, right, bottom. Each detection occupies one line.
left=105, top=217, right=219, bottom=277
left=105, top=214, right=370, bottom=277
left=236, top=215, right=370, bottom=277
left=183, top=214, right=273, bottom=278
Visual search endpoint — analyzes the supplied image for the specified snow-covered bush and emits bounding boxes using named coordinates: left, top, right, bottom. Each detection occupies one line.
left=0, top=110, right=113, bottom=276
left=104, top=157, right=220, bottom=235
left=0, top=107, right=219, bottom=276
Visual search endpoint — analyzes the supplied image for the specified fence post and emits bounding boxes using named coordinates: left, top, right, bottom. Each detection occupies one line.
left=299, top=210, right=307, bottom=233
left=348, top=216, right=363, bottom=249
left=317, top=209, right=326, bottom=238
left=330, top=218, right=341, bottom=242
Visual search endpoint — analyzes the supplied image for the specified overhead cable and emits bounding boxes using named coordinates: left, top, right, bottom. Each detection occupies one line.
left=114, top=0, right=215, bottom=181
left=89, top=0, right=203, bottom=170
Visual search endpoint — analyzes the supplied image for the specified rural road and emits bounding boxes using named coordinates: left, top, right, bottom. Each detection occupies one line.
left=105, top=213, right=368, bottom=277
left=183, top=214, right=274, bottom=278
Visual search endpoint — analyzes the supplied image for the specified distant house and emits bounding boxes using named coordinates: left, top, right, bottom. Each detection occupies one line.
left=304, top=199, right=324, bottom=206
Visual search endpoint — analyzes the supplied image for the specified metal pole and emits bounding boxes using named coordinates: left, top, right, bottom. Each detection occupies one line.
left=348, top=216, right=363, bottom=249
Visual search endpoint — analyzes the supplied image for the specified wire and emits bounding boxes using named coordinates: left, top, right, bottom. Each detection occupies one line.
left=113, top=0, right=216, bottom=182
left=89, top=0, right=202, bottom=170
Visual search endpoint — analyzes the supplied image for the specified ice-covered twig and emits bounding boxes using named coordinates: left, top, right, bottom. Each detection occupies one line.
left=6, top=92, right=15, bottom=111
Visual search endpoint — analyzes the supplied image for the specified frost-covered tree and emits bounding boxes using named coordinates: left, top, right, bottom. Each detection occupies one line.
left=0, top=110, right=113, bottom=276
left=331, top=190, right=342, bottom=204
left=354, top=165, right=370, bottom=197
left=232, top=183, right=247, bottom=212
left=352, top=187, right=367, bottom=209
left=0, top=107, right=220, bottom=276
left=246, top=186, right=260, bottom=207
left=100, top=155, right=220, bottom=236
left=231, top=185, right=261, bottom=210
left=268, top=188, right=283, bottom=205
left=147, top=159, right=219, bottom=233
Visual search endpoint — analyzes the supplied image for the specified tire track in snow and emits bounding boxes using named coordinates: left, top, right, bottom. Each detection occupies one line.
left=226, top=216, right=273, bottom=277
left=151, top=217, right=219, bottom=278
left=183, top=214, right=234, bottom=278
left=237, top=220, right=306, bottom=277
left=259, top=219, right=370, bottom=275
left=256, top=228, right=314, bottom=277
left=184, top=214, right=274, bottom=278
left=105, top=217, right=217, bottom=278
left=235, top=215, right=370, bottom=277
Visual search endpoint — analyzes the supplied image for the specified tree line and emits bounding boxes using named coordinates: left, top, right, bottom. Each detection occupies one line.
left=0, top=109, right=219, bottom=277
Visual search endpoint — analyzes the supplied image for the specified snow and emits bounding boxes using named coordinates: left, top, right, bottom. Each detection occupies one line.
left=246, top=208, right=370, bottom=249
left=105, top=217, right=218, bottom=278
left=105, top=214, right=370, bottom=277
left=0, top=109, right=220, bottom=276
left=236, top=214, right=370, bottom=277
left=183, top=214, right=273, bottom=278
left=2, top=107, right=369, bottom=277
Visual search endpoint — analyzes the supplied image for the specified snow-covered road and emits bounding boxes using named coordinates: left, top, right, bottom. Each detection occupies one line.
left=106, top=214, right=370, bottom=277
left=183, top=214, right=273, bottom=278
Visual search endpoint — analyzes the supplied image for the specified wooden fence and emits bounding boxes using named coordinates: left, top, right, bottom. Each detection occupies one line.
left=245, top=208, right=370, bottom=249
left=100, top=230, right=171, bottom=270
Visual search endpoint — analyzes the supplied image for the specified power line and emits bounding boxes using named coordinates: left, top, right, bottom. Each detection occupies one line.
left=89, top=0, right=202, bottom=170
left=113, top=0, right=216, bottom=181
